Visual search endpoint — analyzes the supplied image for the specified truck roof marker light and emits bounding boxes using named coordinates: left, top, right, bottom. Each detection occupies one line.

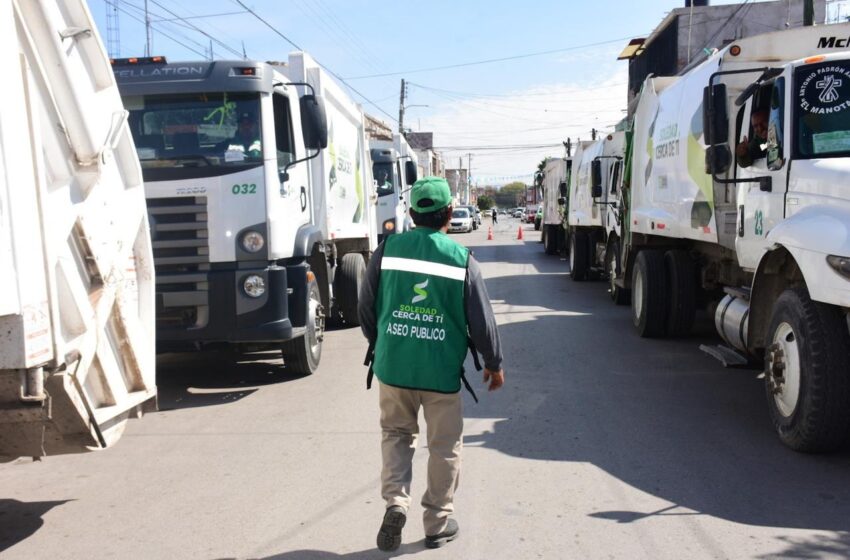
left=730, top=45, right=741, bottom=57
left=805, top=55, right=826, bottom=64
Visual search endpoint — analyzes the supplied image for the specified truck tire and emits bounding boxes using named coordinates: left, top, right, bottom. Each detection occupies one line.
left=606, top=240, right=630, bottom=305
left=569, top=231, right=590, bottom=281
left=664, top=250, right=696, bottom=336
left=281, top=278, right=323, bottom=375
left=335, top=252, right=366, bottom=326
left=632, top=250, right=667, bottom=337
left=765, top=287, right=850, bottom=452
left=544, top=225, right=558, bottom=255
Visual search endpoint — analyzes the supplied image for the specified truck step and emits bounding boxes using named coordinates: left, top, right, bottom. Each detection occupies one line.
left=699, top=344, right=753, bottom=368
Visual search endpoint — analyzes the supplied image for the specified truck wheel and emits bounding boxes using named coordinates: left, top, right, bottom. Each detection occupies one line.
left=632, top=250, right=667, bottom=337
left=765, top=287, right=850, bottom=452
left=281, top=278, right=324, bottom=375
left=569, top=231, right=590, bottom=281
left=664, top=250, right=696, bottom=336
left=544, top=225, right=558, bottom=255
left=335, top=253, right=366, bottom=326
left=606, top=240, right=630, bottom=305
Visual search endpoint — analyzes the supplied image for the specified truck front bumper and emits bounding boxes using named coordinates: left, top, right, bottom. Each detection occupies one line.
left=155, top=261, right=309, bottom=349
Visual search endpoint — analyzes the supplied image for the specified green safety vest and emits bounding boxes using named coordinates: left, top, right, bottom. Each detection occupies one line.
left=374, top=227, right=470, bottom=393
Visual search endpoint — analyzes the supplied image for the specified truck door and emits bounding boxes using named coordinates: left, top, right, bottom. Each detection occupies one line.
left=735, top=75, right=790, bottom=270
left=273, top=90, right=310, bottom=232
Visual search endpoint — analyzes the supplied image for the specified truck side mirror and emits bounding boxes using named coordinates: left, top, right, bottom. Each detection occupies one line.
left=705, top=144, right=732, bottom=175
left=702, top=84, right=728, bottom=146
left=404, top=160, right=418, bottom=186
left=591, top=159, right=602, bottom=198
left=557, top=197, right=566, bottom=206
left=558, top=181, right=567, bottom=198
left=299, top=94, right=328, bottom=150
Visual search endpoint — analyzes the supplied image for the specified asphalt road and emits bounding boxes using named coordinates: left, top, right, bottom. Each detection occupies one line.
left=3, top=218, right=850, bottom=559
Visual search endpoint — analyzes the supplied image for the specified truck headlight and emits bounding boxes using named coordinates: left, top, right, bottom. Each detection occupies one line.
left=243, top=274, right=266, bottom=298
left=241, top=230, right=265, bottom=253
left=382, top=219, right=396, bottom=233
left=826, top=255, right=850, bottom=279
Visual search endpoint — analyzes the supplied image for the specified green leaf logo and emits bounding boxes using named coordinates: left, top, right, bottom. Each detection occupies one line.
left=412, top=279, right=429, bottom=304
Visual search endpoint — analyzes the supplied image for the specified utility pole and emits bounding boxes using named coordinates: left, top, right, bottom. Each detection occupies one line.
left=144, top=0, right=152, bottom=56
left=398, top=79, right=406, bottom=134
left=804, top=0, right=814, bottom=26
left=467, top=153, right=472, bottom=205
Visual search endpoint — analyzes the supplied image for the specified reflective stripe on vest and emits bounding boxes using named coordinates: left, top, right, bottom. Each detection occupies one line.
left=374, top=228, right=469, bottom=393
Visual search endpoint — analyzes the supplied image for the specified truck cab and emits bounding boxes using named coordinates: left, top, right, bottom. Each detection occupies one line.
left=371, top=134, right=418, bottom=242
left=114, top=57, right=329, bottom=373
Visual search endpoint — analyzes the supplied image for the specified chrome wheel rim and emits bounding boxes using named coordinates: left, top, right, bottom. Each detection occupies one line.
left=770, top=322, right=801, bottom=418
left=633, top=267, right=644, bottom=320
left=306, top=288, right=324, bottom=359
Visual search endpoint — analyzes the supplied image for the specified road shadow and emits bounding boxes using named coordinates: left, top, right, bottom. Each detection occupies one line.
left=209, top=542, right=423, bottom=560
left=755, top=531, right=850, bottom=559
left=256, top=543, right=423, bottom=559
left=0, top=499, right=70, bottom=553
left=155, top=350, right=310, bottom=412
left=459, top=239, right=850, bottom=536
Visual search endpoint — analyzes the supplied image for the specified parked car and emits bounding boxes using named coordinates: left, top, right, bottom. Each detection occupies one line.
left=458, top=205, right=481, bottom=229
left=525, top=207, right=536, bottom=223
left=448, top=208, right=473, bottom=233
left=512, top=209, right=523, bottom=219
left=482, top=209, right=492, bottom=218
left=534, top=206, right=543, bottom=230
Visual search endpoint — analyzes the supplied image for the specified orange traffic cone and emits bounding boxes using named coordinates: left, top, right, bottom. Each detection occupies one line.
left=487, top=227, right=493, bottom=240
left=517, top=226, right=524, bottom=240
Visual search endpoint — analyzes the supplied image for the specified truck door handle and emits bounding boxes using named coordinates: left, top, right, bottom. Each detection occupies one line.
left=300, top=186, right=307, bottom=212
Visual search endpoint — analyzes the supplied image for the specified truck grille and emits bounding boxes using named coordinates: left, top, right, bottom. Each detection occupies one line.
left=147, top=196, right=209, bottom=329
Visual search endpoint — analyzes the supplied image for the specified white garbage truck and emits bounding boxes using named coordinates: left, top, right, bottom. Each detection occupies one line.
left=616, top=23, right=850, bottom=451
left=539, top=157, right=570, bottom=256
left=1, top=0, right=156, bottom=459
left=113, top=52, right=376, bottom=375
left=567, top=133, right=628, bottom=297
left=370, top=133, right=418, bottom=242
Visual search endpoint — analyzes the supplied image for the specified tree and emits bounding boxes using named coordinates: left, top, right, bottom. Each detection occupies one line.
left=495, top=181, right=526, bottom=208
left=477, top=195, right=494, bottom=210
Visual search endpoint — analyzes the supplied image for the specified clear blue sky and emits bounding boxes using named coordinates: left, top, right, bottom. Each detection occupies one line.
left=88, top=0, right=823, bottom=183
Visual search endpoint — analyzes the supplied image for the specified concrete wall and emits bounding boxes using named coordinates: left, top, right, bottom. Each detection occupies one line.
left=676, top=0, right=827, bottom=69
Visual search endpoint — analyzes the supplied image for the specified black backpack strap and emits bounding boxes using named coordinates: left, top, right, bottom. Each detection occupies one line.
left=364, top=342, right=375, bottom=390
left=460, top=368, right=479, bottom=404
left=467, top=337, right=482, bottom=371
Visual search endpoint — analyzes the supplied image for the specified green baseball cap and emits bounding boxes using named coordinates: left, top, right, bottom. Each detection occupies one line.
left=410, top=176, right=452, bottom=213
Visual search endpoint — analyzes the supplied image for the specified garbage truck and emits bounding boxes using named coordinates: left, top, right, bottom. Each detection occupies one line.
left=567, top=133, right=627, bottom=302
left=370, top=133, right=418, bottom=242
left=539, top=157, right=570, bottom=256
left=112, top=51, right=376, bottom=375
left=613, top=23, right=850, bottom=451
left=1, top=0, right=156, bottom=459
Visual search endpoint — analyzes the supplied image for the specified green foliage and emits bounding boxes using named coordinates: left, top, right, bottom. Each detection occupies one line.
left=494, top=182, right=526, bottom=207
left=477, top=195, right=494, bottom=210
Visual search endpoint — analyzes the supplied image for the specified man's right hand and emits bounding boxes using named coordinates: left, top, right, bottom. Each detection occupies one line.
left=736, top=136, right=749, bottom=158
left=483, top=368, right=504, bottom=391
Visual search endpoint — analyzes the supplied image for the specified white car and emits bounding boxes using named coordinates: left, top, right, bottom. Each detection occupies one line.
left=448, top=208, right=473, bottom=233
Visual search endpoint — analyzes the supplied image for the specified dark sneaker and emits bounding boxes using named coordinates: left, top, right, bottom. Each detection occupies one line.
left=376, top=506, right=406, bottom=552
left=425, top=518, right=459, bottom=549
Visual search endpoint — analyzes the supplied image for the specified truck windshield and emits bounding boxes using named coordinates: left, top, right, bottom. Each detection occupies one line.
left=373, top=162, right=395, bottom=196
left=124, top=92, right=263, bottom=180
left=794, top=60, right=850, bottom=158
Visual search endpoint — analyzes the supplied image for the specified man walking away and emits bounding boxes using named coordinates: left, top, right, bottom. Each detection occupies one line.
left=358, top=176, right=504, bottom=551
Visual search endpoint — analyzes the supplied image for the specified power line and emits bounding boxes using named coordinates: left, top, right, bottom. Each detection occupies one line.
left=109, top=1, right=208, bottom=58
left=343, top=36, right=640, bottom=80
left=231, top=0, right=398, bottom=123
left=147, top=0, right=245, bottom=58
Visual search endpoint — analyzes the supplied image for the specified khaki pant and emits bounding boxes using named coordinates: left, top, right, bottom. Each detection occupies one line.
left=379, top=381, right=463, bottom=536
